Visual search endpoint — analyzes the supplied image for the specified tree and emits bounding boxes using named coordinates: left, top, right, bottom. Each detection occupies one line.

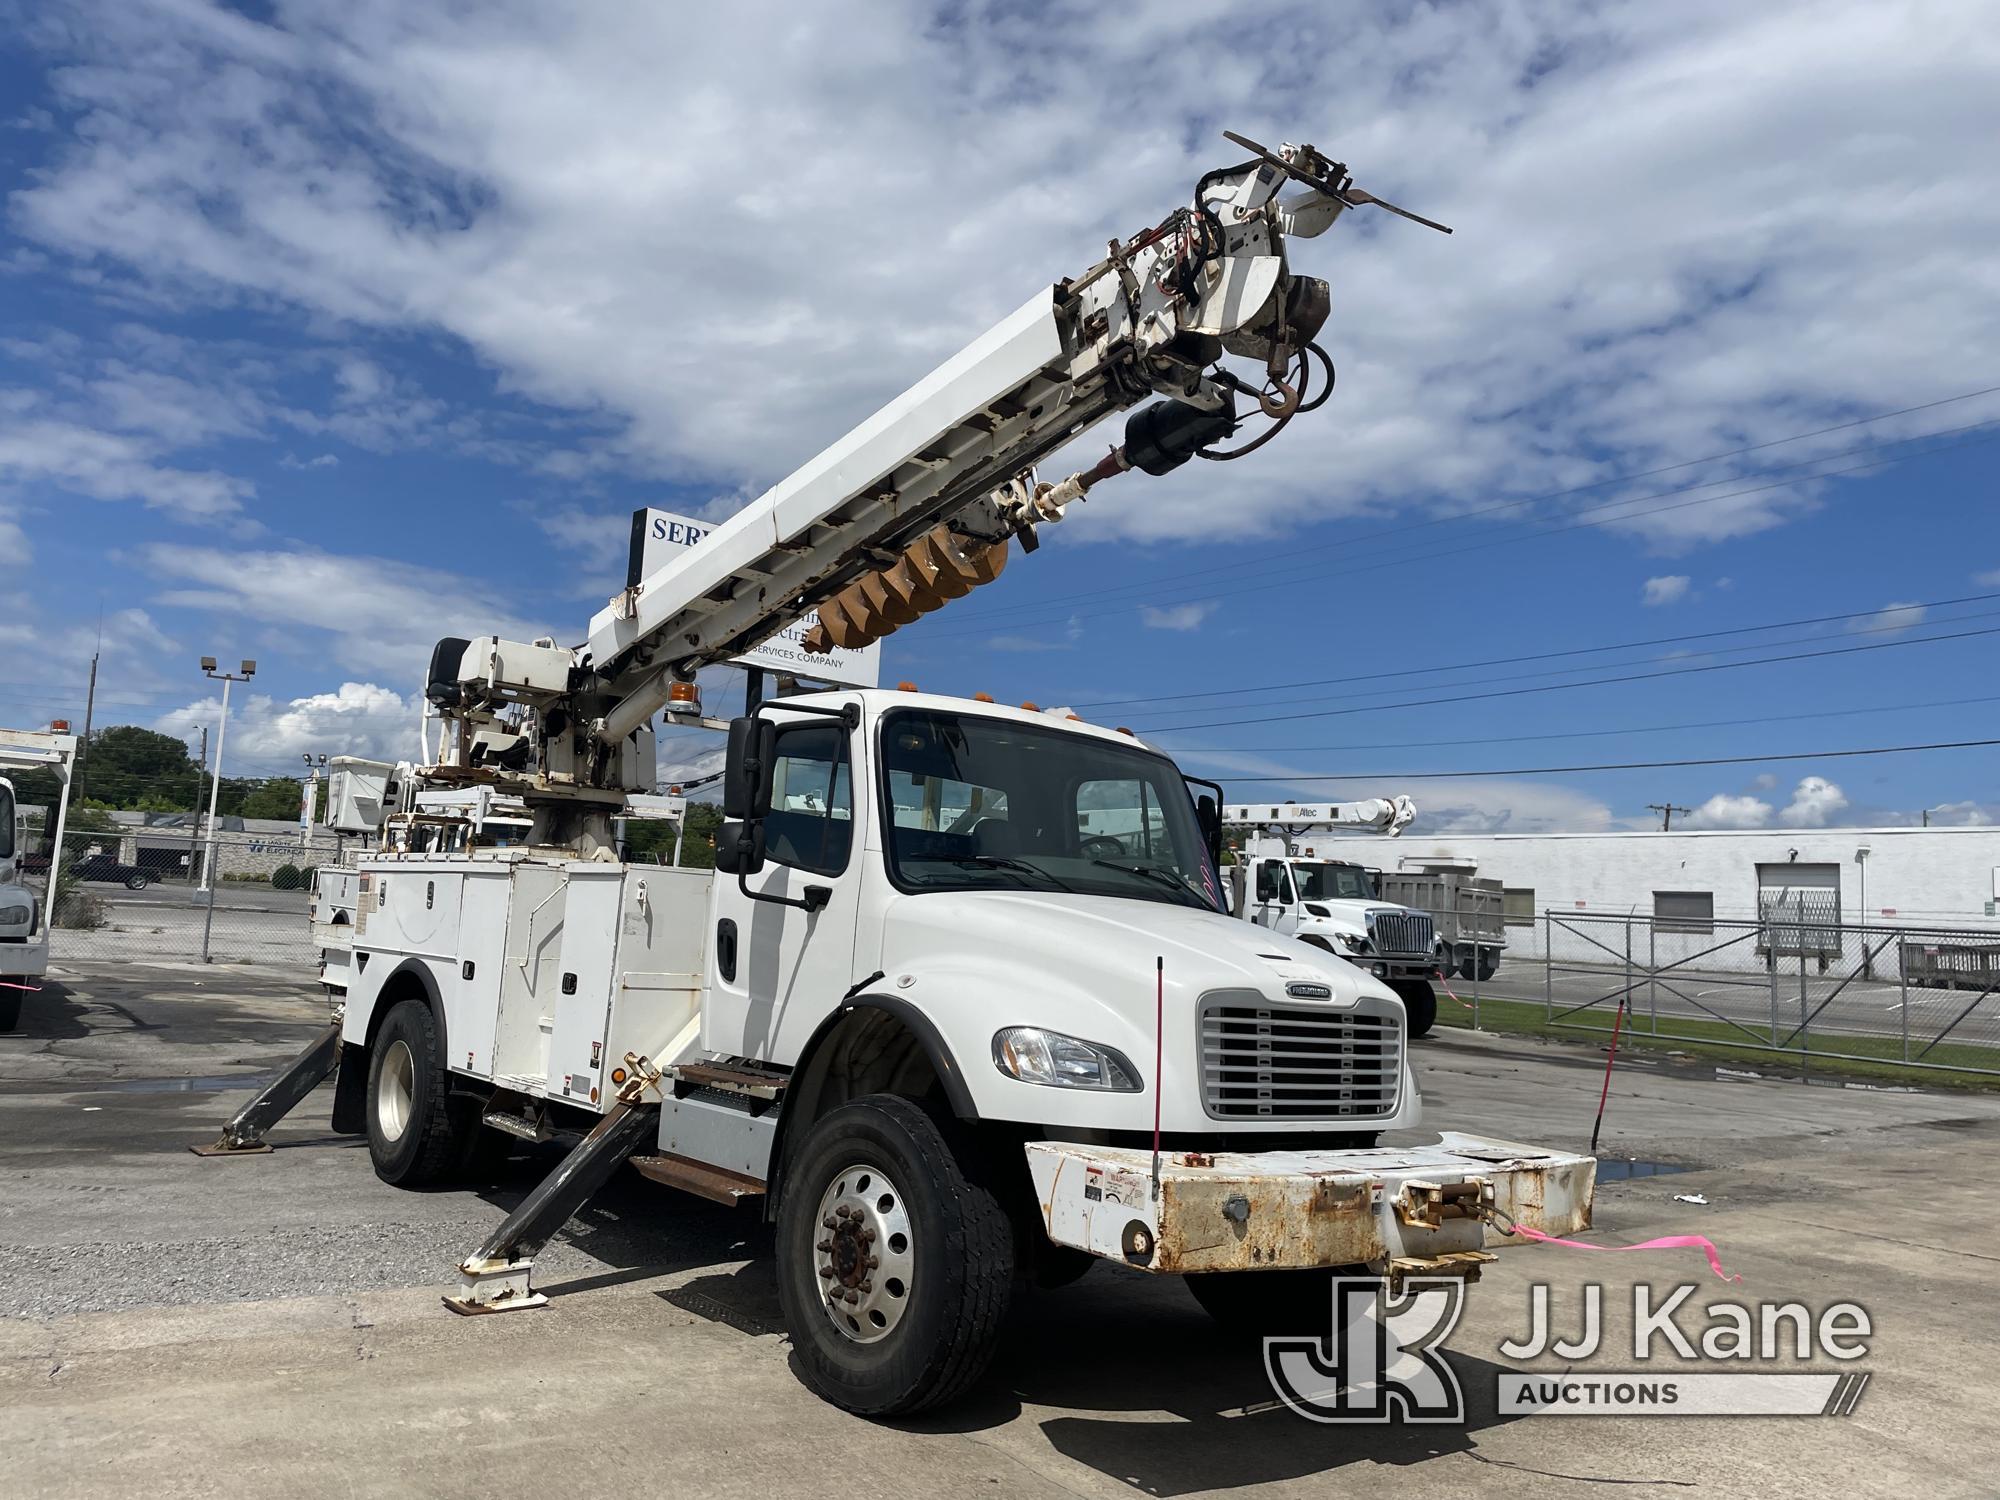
left=236, top=777, right=309, bottom=822
left=622, top=800, right=723, bottom=868
left=75, top=726, right=201, bottom=810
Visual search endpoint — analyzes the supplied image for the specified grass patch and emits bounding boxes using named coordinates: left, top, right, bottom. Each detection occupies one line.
left=1437, top=993, right=2000, bottom=1092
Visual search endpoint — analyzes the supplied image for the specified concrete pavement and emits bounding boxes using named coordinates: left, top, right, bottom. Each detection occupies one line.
left=2, top=962, right=1997, bottom=1498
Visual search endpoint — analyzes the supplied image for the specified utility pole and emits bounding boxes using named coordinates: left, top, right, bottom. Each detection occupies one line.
left=1647, top=803, right=1691, bottom=832
left=73, top=648, right=100, bottom=806
left=196, top=657, right=256, bottom=963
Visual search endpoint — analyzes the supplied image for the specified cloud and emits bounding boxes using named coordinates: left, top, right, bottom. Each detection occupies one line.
left=138, top=543, right=555, bottom=680
left=1778, top=774, right=1848, bottom=827
left=278, top=451, right=340, bottom=470
left=1748, top=772, right=1777, bottom=791
left=154, top=682, right=423, bottom=770
left=0, top=502, right=28, bottom=567
left=1682, top=792, right=1774, bottom=829
left=525, top=504, right=630, bottom=573
left=13, top=0, right=2000, bottom=558
left=1140, top=600, right=1219, bottom=631
left=1977, top=568, right=2000, bottom=587
left=0, top=413, right=254, bottom=518
left=1920, top=800, right=1997, bottom=827
left=1849, top=600, right=1927, bottom=635
left=1641, top=574, right=1692, bottom=606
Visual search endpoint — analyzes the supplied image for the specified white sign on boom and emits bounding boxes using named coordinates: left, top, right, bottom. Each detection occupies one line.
left=629, top=509, right=884, bottom=689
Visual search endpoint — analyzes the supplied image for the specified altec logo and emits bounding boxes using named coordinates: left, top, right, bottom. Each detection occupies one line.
left=1264, top=1278, right=1467, bottom=1424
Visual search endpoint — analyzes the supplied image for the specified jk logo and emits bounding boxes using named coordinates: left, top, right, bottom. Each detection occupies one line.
left=1264, top=1276, right=1468, bottom=1423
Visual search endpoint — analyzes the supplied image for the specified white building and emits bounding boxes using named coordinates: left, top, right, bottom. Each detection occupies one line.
left=1293, top=825, right=2000, bottom=957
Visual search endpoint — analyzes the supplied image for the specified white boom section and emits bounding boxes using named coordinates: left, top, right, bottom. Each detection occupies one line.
left=1226, top=798, right=1418, bottom=838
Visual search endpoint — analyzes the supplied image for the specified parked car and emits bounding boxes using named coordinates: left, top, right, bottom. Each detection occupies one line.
left=65, top=853, right=155, bottom=891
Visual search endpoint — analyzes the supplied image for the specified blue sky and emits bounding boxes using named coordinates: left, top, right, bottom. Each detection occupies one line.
left=2, top=0, right=1997, bottom=831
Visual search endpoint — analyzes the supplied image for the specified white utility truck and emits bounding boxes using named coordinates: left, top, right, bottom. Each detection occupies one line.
left=1225, top=800, right=1445, bottom=1035
left=0, top=726, right=78, bottom=1032
left=201, top=136, right=1594, bottom=1416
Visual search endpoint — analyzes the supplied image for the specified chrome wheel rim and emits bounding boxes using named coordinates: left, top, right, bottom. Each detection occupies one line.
left=812, top=1162, right=915, bottom=1344
left=377, top=1038, right=415, bottom=1141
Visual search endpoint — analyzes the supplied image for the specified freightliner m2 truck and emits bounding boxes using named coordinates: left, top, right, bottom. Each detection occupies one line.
left=0, top=727, right=77, bottom=1032
left=203, top=136, right=1595, bottom=1416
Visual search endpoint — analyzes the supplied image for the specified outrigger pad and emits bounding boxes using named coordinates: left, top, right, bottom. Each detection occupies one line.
left=442, top=1257, right=549, bottom=1316
left=188, top=1140, right=274, bottom=1157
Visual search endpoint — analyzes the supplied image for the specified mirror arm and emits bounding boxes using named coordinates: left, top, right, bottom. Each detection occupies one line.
left=737, top=860, right=831, bottom=913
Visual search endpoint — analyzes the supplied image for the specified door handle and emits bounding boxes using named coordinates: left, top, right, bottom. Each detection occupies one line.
left=717, top=918, right=738, bottom=984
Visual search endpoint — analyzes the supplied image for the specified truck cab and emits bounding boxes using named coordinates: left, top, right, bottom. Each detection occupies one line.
left=1227, top=852, right=1442, bottom=1035
left=0, top=728, right=77, bottom=1032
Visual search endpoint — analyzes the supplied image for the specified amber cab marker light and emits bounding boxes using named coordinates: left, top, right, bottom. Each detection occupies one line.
left=972, top=692, right=995, bottom=703
left=1020, top=701, right=1041, bottom=712
left=897, top=680, right=920, bottom=692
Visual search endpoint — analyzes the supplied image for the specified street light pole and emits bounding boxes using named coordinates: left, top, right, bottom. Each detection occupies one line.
left=196, top=657, right=256, bottom=963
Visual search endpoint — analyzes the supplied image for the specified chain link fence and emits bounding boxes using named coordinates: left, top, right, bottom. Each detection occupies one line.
left=28, top=826, right=325, bottom=967
left=1534, top=909, right=2000, bottom=1077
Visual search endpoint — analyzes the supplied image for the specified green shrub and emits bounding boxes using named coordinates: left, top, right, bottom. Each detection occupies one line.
left=271, top=863, right=303, bottom=892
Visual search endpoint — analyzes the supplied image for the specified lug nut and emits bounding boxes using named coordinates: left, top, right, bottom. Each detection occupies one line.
left=835, top=1205, right=852, bottom=1219
left=858, top=1280, right=872, bottom=1294
left=816, top=1239, right=832, bottom=1252
left=822, top=1216, right=837, bottom=1230
left=865, top=1255, right=879, bottom=1269
left=819, top=1266, right=835, bottom=1279
left=860, top=1227, right=877, bottom=1243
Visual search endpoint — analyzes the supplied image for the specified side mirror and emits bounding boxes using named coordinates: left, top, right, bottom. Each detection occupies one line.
left=724, top=716, right=777, bottom=820
left=715, top=819, right=766, bottom=876
left=1194, top=792, right=1221, bottom=865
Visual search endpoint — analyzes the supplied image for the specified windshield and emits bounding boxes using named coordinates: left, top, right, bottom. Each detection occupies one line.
left=1292, top=862, right=1375, bottom=901
left=880, top=708, right=1221, bottom=911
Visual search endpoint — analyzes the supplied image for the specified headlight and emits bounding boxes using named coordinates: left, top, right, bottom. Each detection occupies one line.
left=0, top=903, right=30, bottom=927
left=1337, top=932, right=1371, bottom=953
left=992, top=1028, right=1142, bottom=1092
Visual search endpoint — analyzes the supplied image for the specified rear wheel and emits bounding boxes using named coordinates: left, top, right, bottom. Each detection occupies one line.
left=776, top=1094, right=1013, bottom=1416
left=365, top=998, right=468, bottom=1186
left=1392, top=978, right=1437, bottom=1038
left=1186, top=1265, right=1369, bottom=1335
left=124, top=873, right=151, bottom=891
left=1475, top=954, right=1499, bottom=982
left=0, top=985, right=22, bottom=1033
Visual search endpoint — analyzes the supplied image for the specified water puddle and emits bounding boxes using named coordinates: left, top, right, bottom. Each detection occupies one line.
left=1595, top=1158, right=1689, bottom=1181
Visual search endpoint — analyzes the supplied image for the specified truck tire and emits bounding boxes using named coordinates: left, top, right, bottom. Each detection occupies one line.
left=1392, top=979, right=1437, bottom=1038
left=1475, top=954, right=1499, bottom=982
left=365, top=999, right=467, bottom=1187
left=0, top=986, right=21, bottom=1033
left=1186, top=1265, right=1370, bottom=1334
left=776, top=1094, right=1014, bottom=1416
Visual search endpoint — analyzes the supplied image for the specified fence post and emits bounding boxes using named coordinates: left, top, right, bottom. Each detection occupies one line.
left=1769, top=932, right=1781, bottom=1046
left=1624, top=916, right=1634, bottom=1037
left=1648, top=917, right=1658, bottom=1036
left=1899, top=947, right=1910, bottom=1064
left=1798, top=939, right=1810, bottom=1075
left=1544, top=910, right=1553, bottom=1023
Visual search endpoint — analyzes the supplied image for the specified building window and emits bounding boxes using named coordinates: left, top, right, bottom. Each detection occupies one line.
left=1502, top=887, right=1536, bottom=927
left=1654, top=890, right=1715, bottom=935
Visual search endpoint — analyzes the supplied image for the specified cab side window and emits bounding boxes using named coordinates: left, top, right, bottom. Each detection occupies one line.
left=763, top=723, right=853, bottom=876
left=1256, top=862, right=1293, bottom=903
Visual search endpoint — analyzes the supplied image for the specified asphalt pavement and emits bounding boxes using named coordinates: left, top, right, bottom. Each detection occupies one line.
left=2, top=961, right=1996, bottom=1499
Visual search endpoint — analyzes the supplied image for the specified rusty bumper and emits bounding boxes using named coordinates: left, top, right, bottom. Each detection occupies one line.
left=1025, top=1131, right=1595, bottom=1276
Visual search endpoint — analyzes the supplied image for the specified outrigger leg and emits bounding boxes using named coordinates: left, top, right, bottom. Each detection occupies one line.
left=443, top=1094, right=662, bottom=1315
left=190, top=1022, right=344, bottom=1157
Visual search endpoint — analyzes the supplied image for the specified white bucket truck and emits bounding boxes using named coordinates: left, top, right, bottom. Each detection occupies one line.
left=1225, top=801, right=1445, bottom=1035
left=0, top=726, right=78, bottom=1032
left=202, top=136, right=1593, bottom=1416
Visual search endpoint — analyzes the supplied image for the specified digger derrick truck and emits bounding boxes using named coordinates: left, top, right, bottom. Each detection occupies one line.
left=203, top=136, right=1594, bottom=1417
left=0, top=727, right=77, bottom=1032
left=1224, top=799, right=1447, bottom=1037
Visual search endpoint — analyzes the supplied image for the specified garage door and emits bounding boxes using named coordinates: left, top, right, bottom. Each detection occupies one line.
left=1757, top=862, right=1840, bottom=956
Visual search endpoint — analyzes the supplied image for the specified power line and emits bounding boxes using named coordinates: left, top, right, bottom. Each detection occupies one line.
left=1209, top=737, right=2000, bottom=784
left=1137, top=621, right=2000, bottom=732
left=919, top=419, right=2000, bottom=641
left=1086, top=589, right=2000, bottom=713
left=1193, top=692, right=2000, bottom=755
left=932, top=381, right=2000, bottom=629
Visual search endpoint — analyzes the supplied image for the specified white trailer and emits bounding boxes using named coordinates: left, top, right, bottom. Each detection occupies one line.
left=202, top=136, right=1593, bottom=1417
left=0, top=726, right=79, bottom=1032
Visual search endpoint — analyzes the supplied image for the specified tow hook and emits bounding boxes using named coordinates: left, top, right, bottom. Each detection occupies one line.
left=1395, top=1177, right=1493, bottom=1230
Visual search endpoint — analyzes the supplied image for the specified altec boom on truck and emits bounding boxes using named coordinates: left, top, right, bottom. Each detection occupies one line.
left=204, top=136, right=1595, bottom=1416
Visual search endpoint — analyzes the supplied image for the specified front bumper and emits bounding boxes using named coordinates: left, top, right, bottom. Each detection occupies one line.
left=1026, top=1131, right=1594, bottom=1276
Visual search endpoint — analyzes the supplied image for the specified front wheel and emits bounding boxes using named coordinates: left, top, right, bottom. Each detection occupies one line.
left=0, top=985, right=22, bottom=1033
left=125, top=873, right=151, bottom=891
left=776, top=1094, right=1014, bottom=1416
left=1392, top=978, right=1438, bottom=1038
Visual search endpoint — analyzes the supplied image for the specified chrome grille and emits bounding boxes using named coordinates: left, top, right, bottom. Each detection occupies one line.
left=1199, top=994, right=1402, bottom=1120
left=1368, top=909, right=1434, bottom=958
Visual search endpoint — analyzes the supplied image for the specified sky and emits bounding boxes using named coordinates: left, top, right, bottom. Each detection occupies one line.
left=1, top=0, right=1997, bottom=832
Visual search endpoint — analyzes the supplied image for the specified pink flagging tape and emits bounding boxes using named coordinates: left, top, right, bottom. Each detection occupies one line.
left=1439, top=976, right=1473, bottom=1011
left=0, top=980, right=39, bottom=993
left=1500, top=1222, right=1742, bottom=1283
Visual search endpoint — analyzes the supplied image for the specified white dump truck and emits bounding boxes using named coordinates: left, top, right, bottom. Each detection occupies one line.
left=202, top=135, right=1594, bottom=1417
left=0, top=726, right=78, bottom=1032
left=1225, top=800, right=1444, bottom=1035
